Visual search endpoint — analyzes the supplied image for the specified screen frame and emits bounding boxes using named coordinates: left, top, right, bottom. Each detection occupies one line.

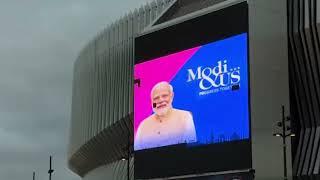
left=134, top=1, right=252, bottom=179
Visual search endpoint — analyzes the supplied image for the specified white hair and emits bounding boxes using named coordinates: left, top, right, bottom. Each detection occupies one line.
left=150, top=81, right=173, bottom=97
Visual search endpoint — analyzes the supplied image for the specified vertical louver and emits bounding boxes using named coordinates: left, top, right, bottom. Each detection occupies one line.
left=288, top=0, right=320, bottom=177
left=68, top=0, right=174, bottom=178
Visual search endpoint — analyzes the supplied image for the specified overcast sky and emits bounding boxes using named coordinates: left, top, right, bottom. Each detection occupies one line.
left=0, top=1, right=151, bottom=179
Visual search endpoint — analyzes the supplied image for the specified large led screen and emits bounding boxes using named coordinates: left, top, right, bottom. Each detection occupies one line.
left=134, top=2, right=251, bottom=179
left=134, top=33, right=249, bottom=151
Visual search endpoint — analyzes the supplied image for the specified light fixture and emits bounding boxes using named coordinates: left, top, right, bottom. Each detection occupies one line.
left=283, top=133, right=296, bottom=137
left=273, top=133, right=282, bottom=137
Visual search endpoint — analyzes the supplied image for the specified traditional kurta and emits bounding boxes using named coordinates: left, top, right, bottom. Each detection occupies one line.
left=135, top=108, right=197, bottom=150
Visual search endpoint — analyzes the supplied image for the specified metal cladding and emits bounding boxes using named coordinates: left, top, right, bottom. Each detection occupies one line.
left=154, top=0, right=227, bottom=24
left=68, top=0, right=174, bottom=178
left=288, top=0, right=320, bottom=178
left=68, top=0, right=320, bottom=179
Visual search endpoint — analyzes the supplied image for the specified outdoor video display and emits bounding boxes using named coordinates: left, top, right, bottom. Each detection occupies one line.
left=134, top=33, right=249, bottom=151
left=134, top=2, right=251, bottom=179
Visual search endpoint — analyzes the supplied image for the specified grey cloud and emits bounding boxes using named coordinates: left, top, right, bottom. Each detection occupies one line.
left=0, top=0, right=152, bottom=179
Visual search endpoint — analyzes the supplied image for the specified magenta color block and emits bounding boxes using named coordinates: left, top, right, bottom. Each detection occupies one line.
left=134, top=46, right=200, bottom=137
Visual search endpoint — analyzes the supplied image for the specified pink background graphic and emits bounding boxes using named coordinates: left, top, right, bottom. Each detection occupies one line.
left=134, top=46, right=200, bottom=137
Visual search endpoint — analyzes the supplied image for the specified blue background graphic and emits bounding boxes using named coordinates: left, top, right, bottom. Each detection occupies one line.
left=170, top=33, right=249, bottom=145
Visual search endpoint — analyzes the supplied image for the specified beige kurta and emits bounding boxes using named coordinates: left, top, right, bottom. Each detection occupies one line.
left=135, top=108, right=197, bottom=150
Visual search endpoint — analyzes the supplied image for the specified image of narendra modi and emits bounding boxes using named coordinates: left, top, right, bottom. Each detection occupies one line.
left=134, top=81, right=197, bottom=150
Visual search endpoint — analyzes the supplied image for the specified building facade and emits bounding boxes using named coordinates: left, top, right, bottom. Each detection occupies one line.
left=68, top=0, right=320, bottom=179
left=68, top=0, right=174, bottom=179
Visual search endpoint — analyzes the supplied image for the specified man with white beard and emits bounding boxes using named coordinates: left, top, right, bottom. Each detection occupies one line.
left=134, top=81, right=197, bottom=150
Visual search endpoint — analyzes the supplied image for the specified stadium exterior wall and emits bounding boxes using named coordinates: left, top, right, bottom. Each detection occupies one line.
left=68, top=0, right=174, bottom=178
left=67, top=0, right=320, bottom=179
left=288, top=0, right=320, bottom=178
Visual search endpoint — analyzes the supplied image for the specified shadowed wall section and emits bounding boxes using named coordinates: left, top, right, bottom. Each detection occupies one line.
left=288, top=0, right=320, bottom=178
